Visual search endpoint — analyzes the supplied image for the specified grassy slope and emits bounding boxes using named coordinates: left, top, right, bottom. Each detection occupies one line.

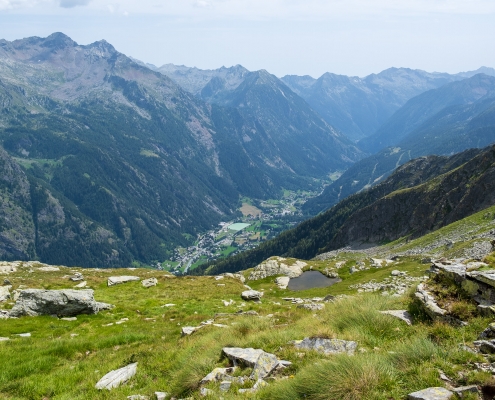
left=1, top=205, right=494, bottom=399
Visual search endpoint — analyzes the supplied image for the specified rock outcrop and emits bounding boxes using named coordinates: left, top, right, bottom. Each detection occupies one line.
left=248, top=257, right=306, bottom=280
left=241, top=290, right=263, bottom=301
left=9, top=289, right=112, bottom=317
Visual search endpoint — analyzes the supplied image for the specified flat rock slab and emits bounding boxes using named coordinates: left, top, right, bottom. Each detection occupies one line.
left=294, top=337, right=357, bottom=355
left=222, top=347, right=265, bottom=367
left=141, top=278, right=158, bottom=288
left=9, top=289, right=109, bottom=317
left=108, top=276, right=140, bottom=286
left=380, top=310, right=413, bottom=325
left=467, top=270, right=495, bottom=288
left=37, top=266, right=60, bottom=272
left=407, top=387, right=453, bottom=400
left=95, top=362, right=138, bottom=390
left=297, top=303, right=324, bottom=311
left=275, top=276, right=290, bottom=289
left=241, top=290, right=263, bottom=301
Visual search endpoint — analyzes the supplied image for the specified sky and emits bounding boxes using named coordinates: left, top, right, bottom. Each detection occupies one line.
left=0, top=0, right=494, bottom=78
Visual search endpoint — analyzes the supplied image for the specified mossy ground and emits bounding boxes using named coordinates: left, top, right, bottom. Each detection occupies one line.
left=0, top=255, right=492, bottom=399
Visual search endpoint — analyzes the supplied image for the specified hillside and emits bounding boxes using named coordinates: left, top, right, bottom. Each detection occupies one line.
left=0, top=204, right=494, bottom=398
left=0, top=33, right=362, bottom=268
left=197, top=145, right=495, bottom=276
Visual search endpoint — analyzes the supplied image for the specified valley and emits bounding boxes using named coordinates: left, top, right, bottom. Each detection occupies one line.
left=164, top=188, right=326, bottom=274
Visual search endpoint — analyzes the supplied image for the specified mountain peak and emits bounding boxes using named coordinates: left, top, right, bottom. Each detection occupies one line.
left=41, top=32, right=77, bottom=50
left=85, top=39, right=117, bottom=53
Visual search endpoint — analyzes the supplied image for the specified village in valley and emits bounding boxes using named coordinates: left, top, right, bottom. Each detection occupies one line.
left=162, top=188, right=325, bottom=274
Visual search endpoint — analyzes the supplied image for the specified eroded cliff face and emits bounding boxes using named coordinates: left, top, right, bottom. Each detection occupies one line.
left=331, top=146, right=495, bottom=248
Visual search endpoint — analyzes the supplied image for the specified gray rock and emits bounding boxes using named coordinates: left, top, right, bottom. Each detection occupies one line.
left=69, top=272, right=84, bottom=282
left=479, top=322, right=495, bottom=339
left=219, top=381, right=231, bottom=392
left=297, top=303, right=324, bottom=311
left=74, top=281, right=87, bottom=288
left=250, top=351, right=279, bottom=380
left=275, top=276, right=290, bottom=289
left=474, top=339, right=495, bottom=354
left=414, top=284, right=464, bottom=325
left=95, top=362, right=138, bottom=390
left=0, top=285, right=11, bottom=302
left=222, top=347, right=266, bottom=366
left=248, top=257, right=306, bottom=280
left=141, top=278, right=158, bottom=288
left=107, top=276, right=140, bottom=286
left=467, top=270, right=495, bottom=288
left=241, top=290, right=263, bottom=301
left=200, top=367, right=237, bottom=384
left=96, top=302, right=114, bottom=311
left=452, top=385, right=479, bottom=398
left=181, top=326, right=203, bottom=336
left=9, top=289, right=110, bottom=317
left=127, top=396, right=149, bottom=400
left=154, top=392, right=168, bottom=400
left=3, top=278, right=11, bottom=285
left=293, top=337, right=357, bottom=355
left=380, top=310, right=413, bottom=325
left=238, top=379, right=268, bottom=394
left=349, top=266, right=358, bottom=274
left=200, top=388, right=213, bottom=397
left=38, top=266, right=60, bottom=272
left=407, top=387, right=454, bottom=399
left=0, top=310, right=9, bottom=319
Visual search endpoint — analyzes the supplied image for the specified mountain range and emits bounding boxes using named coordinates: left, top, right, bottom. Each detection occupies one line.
left=0, top=32, right=360, bottom=267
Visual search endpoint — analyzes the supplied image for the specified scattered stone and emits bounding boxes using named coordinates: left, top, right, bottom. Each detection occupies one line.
left=219, top=381, right=231, bottom=392
left=479, top=322, right=495, bottom=339
left=127, top=396, right=149, bottom=400
left=141, top=278, right=158, bottom=288
left=200, top=367, right=237, bottom=384
left=16, top=333, right=31, bottom=337
left=349, top=266, right=358, bottom=274
left=74, top=281, right=87, bottom=288
left=222, top=347, right=266, bottom=367
left=223, top=273, right=246, bottom=283
left=215, top=276, right=224, bottom=280
left=95, top=362, right=138, bottom=390
left=162, top=304, right=176, bottom=307
left=0, top=337, right=10, bottom=341
left=0, top=285, right=11, bottom=302
left=238, top=379, right=268, bottom=394
left=69, top=272, right=84, bottom=282
left=116, top=318, right=129, bottom=325
left=380, top=310, right=413, bottom=325
left=9, top=289, right=112, bottom=317
left=293, top=337, right=357, bottom=355
left=0, top=310, right=9, bottom=319
left=222, top=299, right=234, bottom=306
left=241, top=290, right=263, bottom=301
left=181, top=326, right=203, bottom=336
left=108, top=276, right=141, bottom=286
left=154, top=392, right=168, bottom=400
left=38, top=266, right=60, bottom=272
left=60, top=317, right=77, bottom=321
left=407, top=387, right=454, bottom=400
left=199, top=388, right=213, bottom=397
left=275, top=276, right=290, bottom=289
left=297, top=303, right=324, bottom=311
left=391, top=270, right=405, bottom=276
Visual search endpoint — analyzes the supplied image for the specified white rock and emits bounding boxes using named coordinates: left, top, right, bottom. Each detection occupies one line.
left=95, top=362, right=138, bottom=390
left=241, top=290, right=263, bottom=301
left=37, top=267, right=60, bottom=272
left=275, top=276, right=290, bottom=289
left=0, top=337, right=10, bottom=341
left=107, top=276, right=140, bottom=286
left=141, top=278, right=158, bottom=288
left=407, top=387, right=453, bottom=400
left=380, top=310, right=413, bottom=325
left=0, top=285, right=11, bottom=302
left=74, top=281, right=87, bottom=288
left=154, top=392, right=168, bottom=400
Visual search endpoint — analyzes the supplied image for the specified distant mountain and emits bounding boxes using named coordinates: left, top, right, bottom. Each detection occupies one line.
left=303, top=74, right=495, bottom=215
left=359, top=73, right=495, bottom=153
left=157, top=65, right=363, bottom=176
left=195, top=145, right=494, bottom=275
left=0, top=33, right=362, bottom=268
left=282, top=67, right=495, bottom=142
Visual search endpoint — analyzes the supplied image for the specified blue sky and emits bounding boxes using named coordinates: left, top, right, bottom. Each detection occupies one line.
left=0, top=0, right=494, bottom=78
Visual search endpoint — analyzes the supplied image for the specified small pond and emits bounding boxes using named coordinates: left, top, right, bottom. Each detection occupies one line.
left=288, top=271, right=341, bottom=291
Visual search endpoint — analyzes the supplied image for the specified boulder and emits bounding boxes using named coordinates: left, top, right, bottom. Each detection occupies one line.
left=293, top=337, right=357, bottom=355
left=275, top=276, right=290, bottom=289
left=9, top=289, right=111, bottom=317
left=95, top=362, right=138, bottom=390
left=241, top=290, right=263, bottom=301
left=380, top=310, right=413, bottom=325
left=407, top=387, right=453, bottom=400
left=69, top=272, right=84, bottom=282
left=141, top=278, right=158, bottom=288
left=248, top=257, right=305, bottom=280
left=297, top=303, right=324, bottom=311
left=107, top=276, right=140, bottom=286
left=250, top=351, right=279, bottom=380
left=222, top=347, right=266, bottom=366
left=0, top=285, right=11, bottom=302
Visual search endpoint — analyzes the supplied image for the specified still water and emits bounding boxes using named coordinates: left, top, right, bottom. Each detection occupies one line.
left=287, top=271, right=341, bottom=291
